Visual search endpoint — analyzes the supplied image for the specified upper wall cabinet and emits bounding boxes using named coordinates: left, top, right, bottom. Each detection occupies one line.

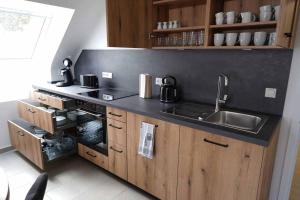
left=106, top=0, right=299, bottom=49
left=106, top=0, right=152, bottom=48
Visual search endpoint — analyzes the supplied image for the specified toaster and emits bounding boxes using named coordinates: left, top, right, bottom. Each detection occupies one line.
left=80, top=74, right=99, bottom=89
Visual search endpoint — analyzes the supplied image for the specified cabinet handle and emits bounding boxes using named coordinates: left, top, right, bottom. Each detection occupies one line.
left=26, top=108, right=36, bottom=114
left=109, top=124, right=122, bottom=130
left=38, top=97, right=47, bottom=101
left=17, top=131, right=25, bottom=136
left=109, top=112, right=122, bottom=117
left=203, top=138, right=229, bottom=148
left=110, top=146, right=123, bottom=153
left=86, top=151, right=97, bottom=158
left=284, top=32, right=292, bottom=38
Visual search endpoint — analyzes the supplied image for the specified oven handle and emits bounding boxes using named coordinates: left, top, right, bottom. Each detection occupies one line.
left=76, top=109, right=106, bottom=120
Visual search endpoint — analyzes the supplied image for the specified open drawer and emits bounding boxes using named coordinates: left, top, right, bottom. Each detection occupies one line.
left=8, top=120, right=77, bottom=170
left=31, top=90, right=75, bottom=110
left=17, top=99, right=76, bottom=134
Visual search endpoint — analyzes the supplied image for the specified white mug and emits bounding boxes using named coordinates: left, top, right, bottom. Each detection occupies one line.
left=214, top=33, right=225, bottom=46
left=260, top=5, right=272, bottom=12
left=254, top=32, right=267, bottom=46
left=241, top=12, right=256, bottom=23
left=239, top=32, right=252, bottom=46
left=260, top=11, right=272, bottom=22
left=168, top=21, right=173, bottom=29
left=215, top=12, right=224, bottom=25
left=172, top=20, right=181, bottom=29
left=275, top=5, right=281, bottom=20
left=268, top=32, right=277, bottom=46
left=163, top=22, right=168, bottom=29
left=226, top=32, right=238, bottom=46
left=157, top=22, right=163, bottom=30
left=226, top=11, right=236, bottom=24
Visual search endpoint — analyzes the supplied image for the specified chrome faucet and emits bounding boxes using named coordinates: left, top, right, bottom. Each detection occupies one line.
left=215, top=74, right=229, bottom=112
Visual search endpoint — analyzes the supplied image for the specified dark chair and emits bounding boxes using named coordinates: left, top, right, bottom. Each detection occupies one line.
left=25, top=173, right=48, bottom=200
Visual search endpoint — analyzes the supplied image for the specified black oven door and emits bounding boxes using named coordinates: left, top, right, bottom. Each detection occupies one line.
left=76, top=109, right=108, bottom=156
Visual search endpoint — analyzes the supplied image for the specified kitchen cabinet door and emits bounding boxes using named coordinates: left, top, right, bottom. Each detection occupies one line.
left=127, top=113, right=180, bottom=200
left=106, top=0, right=152, bottom=48
left=177, top=126, right=264, bottom=200
left=36, top=108, right=55, bottom=134
left=8, top=121, right=44, bottom=170
left=276, top=0, right=300, bottom=48
left=23, top=132, right=44, bottom=170
left=8, top=121, right=20, bottom=150
left=108, top=142, right=127, bottom=180
left=18, top=101, right=36, bottom=124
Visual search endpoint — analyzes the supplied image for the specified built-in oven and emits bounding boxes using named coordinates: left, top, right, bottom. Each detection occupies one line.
left=76, top=100, right=108, bottom=155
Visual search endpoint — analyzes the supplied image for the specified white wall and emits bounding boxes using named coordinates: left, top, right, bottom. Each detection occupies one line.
left=270, top=13, right=300, bottom=200
left=28, top=0, right=108, bottom=80
left=0, top=102, right=18, bottom=149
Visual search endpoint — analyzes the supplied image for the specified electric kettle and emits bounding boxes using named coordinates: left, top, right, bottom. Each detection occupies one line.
left=160, top=76, right=178, bottom=103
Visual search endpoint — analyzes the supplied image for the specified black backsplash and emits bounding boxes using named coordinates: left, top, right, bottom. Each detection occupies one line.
left=74, top=49, right=293, bottom=115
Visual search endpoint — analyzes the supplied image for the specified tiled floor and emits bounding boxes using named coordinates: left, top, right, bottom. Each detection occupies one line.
left=0, top=150, right=156, bottom=200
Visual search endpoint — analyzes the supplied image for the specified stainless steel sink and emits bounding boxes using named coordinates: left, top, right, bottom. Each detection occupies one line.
left=205, top=111, right=268, bottom=134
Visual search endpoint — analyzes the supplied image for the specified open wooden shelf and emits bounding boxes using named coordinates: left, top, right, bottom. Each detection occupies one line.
left=149, top=0, right=296, bottom=49
left=153, top=26, right=205, bottom=33
left=153, top=45, right=283, bottom=50
left=153, top=0, right=201, bottom=6
left=210, top=21, right=277, bottom=30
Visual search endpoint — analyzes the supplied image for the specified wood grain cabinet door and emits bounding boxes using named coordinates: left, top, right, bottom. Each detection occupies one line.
left=106, top=0, right=152, bottom=48
left=108, top=143, right=127, bottom=180
left=276, top=0, right=300, bottom=48
left=8, top=121, right=20, bottom=150
left=177, top=126, right=265, bottom=200
left=36, top=108, right=55, bottom=134
left=17, top=101, right=35, bottom=124
left=127, top=113, right=180, bottom=200
left=23, top=133, right=44, bottom=170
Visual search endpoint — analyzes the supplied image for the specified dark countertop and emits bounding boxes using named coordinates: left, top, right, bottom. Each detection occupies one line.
left=32, top=83, right=281, bottom=147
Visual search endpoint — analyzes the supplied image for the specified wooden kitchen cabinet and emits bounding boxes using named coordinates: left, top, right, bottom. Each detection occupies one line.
left=177, top=126, right=279, bottom=200
left=106, top=0, right=152, bottom=48
left=108, top=142, right=127, bottom=180
left=18, top=100, right=40, bottom=126
left=8, top=121, right=44, bottom=170
left=31, top=90, right=75, bottom=110
left=107, top=112, right=128, bottom=180
left=106, top=0, right=300, bottom=49
left=17, top=99, right=76, bottom=134
left=107, top=107, right=127, bottom=123
left=78, top=144, right=109, bottom=170
left=126, top=112, right=180, bottom=200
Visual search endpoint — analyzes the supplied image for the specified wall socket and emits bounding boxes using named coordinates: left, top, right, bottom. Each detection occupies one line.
left=102, top=72, right=113, bottom=79
left=155, top=77, right=162, bottom=86
left=265, top=88, right=277, bottom=98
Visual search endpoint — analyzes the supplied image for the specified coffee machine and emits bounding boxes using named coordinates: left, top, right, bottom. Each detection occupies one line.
left=56, top=58, right=74, bottom=87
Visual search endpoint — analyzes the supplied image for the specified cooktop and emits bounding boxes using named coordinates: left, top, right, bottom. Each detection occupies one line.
left=78, top=88, right=137, bottom=101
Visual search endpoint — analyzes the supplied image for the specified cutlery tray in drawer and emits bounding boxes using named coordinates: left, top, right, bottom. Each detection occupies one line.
left=31, top=90, right=75, bottom=110
left=17, top=99, right=76, bottom=134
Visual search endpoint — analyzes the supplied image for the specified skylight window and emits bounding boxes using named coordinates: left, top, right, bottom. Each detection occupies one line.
left=0, top=8, right=46, bottom=59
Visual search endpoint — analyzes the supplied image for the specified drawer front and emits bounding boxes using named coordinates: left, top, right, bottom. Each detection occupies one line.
left=107, top=107, right=127, bottom=123
left=17, top=101, right=40, bottom=125
left=78, top=143, right=108, bottom=170
left=107, top=119, right=126, bottom=147
left=31, top=91, right=49, bottom=105
left=108, top=142, right=127, bottom=180
left=7, top=121, right=44, bottom=170
left=18, top=100, right=55, bottom=134
left=31, top=91, right=75, bottom=110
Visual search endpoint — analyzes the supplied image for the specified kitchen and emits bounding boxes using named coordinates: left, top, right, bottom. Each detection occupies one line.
left=0, top=0, right=300, bottom=200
